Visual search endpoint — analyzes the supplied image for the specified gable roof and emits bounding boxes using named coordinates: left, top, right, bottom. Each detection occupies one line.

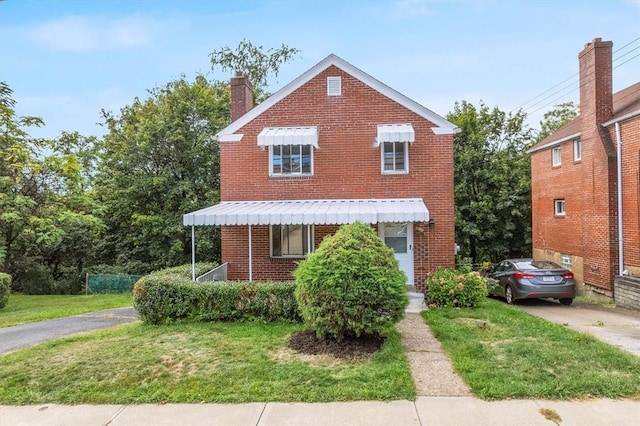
left=216, top=54, right=458, bottom=142
left=528, top=81, right=640, bottom=154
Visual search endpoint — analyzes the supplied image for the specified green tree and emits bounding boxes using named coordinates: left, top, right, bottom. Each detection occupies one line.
left=448, top=101, right=535, bottom=264
left=210, top=39, right=300, bottom=100
left=536, top=102, right=578, bottom=142
left=94, top=75, right=229, bottom=272
left=1, top=83, right=104, bottom=293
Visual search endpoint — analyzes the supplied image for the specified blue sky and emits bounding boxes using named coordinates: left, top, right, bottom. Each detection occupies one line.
left=1, top=0, right=639, bottom=140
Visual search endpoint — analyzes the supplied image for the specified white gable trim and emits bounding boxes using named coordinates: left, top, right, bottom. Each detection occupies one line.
left=526, top=132, right=581, bottom=155
left=215, top=54, right=458, bottom=141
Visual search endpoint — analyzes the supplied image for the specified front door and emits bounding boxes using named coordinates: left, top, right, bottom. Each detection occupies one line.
left=379, top=222, right=414, bottom=286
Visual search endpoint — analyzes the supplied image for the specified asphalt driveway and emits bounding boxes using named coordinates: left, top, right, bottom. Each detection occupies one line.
left=0, top=307, right=138, bottom=355
left=518, top=299, right=640, bottom=357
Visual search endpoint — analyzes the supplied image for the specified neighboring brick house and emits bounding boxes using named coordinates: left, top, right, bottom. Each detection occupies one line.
left=527, top=38, right=640, bottom=300
left=184, top=54, right=458, bottom=291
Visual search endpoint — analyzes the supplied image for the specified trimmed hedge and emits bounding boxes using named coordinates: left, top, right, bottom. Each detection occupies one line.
left=0, top=272, right=10, bottom=309
left=294, top=222, right=408, bottom=341
left=133, top=266, right=299, bottom=325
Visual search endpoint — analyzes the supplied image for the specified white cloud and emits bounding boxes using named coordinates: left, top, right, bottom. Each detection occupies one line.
left=27, top=15, right=157, bottom=52
left=393, top=0, right=434, bottom=18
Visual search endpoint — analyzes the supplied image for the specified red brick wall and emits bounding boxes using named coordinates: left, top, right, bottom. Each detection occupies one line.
left=615, top=117, right=640, bottom=272
left=220, top=65, right=455, bottom=287
left=531, top=39, right=621, bottom=292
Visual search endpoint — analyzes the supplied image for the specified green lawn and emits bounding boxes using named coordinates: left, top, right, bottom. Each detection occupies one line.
left=0, top=293, right=134, bottom=327
left=0, top=321, right=415, bottom=404
left=423, top=298, right=640, bottom=400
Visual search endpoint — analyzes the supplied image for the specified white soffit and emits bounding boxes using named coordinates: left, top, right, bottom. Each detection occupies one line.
left=183, top=198, right=430, bottom=226
left=257, top=126, right=319, bottom=148
left=376, top=124, right=415, bottom=145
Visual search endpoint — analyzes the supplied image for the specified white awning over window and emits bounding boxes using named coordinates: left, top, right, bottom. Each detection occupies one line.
left=183, top=198, right=429, bottom=226
left=257, top=126, right=318, bottom=148
left=376, top=123, right=415, bottom=145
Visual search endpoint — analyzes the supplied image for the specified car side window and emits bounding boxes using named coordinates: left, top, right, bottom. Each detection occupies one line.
left=497, top=261, right=509, bottom=272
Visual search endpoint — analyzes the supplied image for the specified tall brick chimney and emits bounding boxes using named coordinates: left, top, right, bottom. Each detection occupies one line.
left=230, top=72, right=254, bottom=122
left=579, top=38, right=613, bottom=125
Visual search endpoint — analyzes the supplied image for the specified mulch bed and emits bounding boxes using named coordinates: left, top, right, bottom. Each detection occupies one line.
left=288, top=329, right=385, bottom=359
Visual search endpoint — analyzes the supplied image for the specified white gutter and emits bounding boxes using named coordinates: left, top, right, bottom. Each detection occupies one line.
left=615, top=122, right=624, bottom=276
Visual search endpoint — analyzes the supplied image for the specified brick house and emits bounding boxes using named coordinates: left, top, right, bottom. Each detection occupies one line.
left=527, top=38, right=640, bottom=301
left=184, top=54, right=458, bottom=291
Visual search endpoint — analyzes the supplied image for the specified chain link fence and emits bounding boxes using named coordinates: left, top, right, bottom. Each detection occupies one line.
left=86, top=274, right=143, bottom=294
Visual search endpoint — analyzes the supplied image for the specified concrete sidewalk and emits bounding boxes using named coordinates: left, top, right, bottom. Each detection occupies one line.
left=2, top=397, right=640, bottom=425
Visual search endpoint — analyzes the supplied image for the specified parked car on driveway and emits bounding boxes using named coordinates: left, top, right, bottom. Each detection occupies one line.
left=487, top=258, right=576, bottom=305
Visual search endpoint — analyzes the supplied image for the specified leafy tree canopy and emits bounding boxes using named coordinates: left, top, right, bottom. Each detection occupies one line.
left=448, top=101, right=535, bottom=264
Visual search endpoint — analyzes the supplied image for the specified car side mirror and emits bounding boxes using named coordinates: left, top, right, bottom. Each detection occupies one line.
left=486, top=265, right=495, bottom=274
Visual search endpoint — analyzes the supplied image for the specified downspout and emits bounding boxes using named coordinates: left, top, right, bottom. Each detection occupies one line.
left=191, top=225, right=196, bottom=281
left=248, top=225, right=253, bottom=282
left=615, top=122, right=624, bottom=276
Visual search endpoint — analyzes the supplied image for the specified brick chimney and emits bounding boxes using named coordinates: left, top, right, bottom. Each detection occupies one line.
left=230, top=72, right=254, bottom=122
left=579, top=38, right=613, bottom=125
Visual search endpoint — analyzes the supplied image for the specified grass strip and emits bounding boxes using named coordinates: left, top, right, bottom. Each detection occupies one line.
left=422, top=299, right=640, bottom=400
left=0, top=321, right=415, bottom=404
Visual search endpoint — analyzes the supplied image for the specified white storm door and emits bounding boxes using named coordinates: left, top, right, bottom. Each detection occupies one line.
left=379, top=222, right=413, bottom=285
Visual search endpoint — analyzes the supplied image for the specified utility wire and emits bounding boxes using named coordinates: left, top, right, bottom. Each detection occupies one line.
left=513, top=36, right=640, bottom=116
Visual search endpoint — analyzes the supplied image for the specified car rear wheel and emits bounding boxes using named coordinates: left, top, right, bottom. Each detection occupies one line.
left=505, top=286, right=516, bottom=304
left=559, top=298, right=573, bottom=306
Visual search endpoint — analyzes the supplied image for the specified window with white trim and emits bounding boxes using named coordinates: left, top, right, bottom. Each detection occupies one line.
left=561, top=254, right=572, bottom=270
left=271, top=224, right=313, bottom=258
left=573, top=139, right=582, bottom=162
left=381, top=142, right=408, bottom=173
left=270, top=145, right=313, bottom=176
left=552, top=147, right=562, bottom=167
left=554, top=199, right=566, bottom=216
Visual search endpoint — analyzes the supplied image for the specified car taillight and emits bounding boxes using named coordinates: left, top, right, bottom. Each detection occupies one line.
left=561, top=271, right=574, bottom=279
left=513, top=271, right=536, bottom=279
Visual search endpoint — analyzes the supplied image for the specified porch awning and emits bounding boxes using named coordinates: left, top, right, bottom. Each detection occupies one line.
left=376, top=124, right=415, bottom=145
left=257, top=126, right=318, bottom=148
left=183, top=198, right=429, bottom=226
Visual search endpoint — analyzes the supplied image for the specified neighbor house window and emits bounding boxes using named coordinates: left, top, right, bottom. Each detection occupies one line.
left=554, top=199, right=566, bottom=216
left=271, top=224, right=313, bottom=258
left=561, top=254, right=572, bottom=270
left=382, top=142, right=408, bottom=173
left=573, top=139, right=582, bottom=162
left=270, top=145, right=313, bottom=176
left=552, top=147, right=562, bottom=167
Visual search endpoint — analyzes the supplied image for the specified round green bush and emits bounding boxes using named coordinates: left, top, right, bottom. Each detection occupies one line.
left=294, top=222, right=408, bottom=341
left=0, top=272, right=10, bottom=309
left=425, top=268, right=488, bottom=308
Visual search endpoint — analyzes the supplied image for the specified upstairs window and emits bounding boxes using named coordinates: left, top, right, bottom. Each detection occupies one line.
left=377, top=123, right=413, bottom=174
left=271, top=224, right=313, bottom=258
left=573, top=139, right=582, bottom=162
left=258, top=126, right=318, bottom=177
left=382, top=142, right=408, bottom=173
left=270, top=144, right=313, bottom=176
left=552, top=147, right=562, bottom=167
left=554, top=199, right=566, bottom=216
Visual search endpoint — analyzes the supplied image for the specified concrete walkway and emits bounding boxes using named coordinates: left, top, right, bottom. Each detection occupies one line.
left=2, top=295, right=640, bottom=425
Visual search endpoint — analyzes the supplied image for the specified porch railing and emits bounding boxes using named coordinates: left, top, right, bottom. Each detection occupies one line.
left=196, top=263, right=228, bottom=282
